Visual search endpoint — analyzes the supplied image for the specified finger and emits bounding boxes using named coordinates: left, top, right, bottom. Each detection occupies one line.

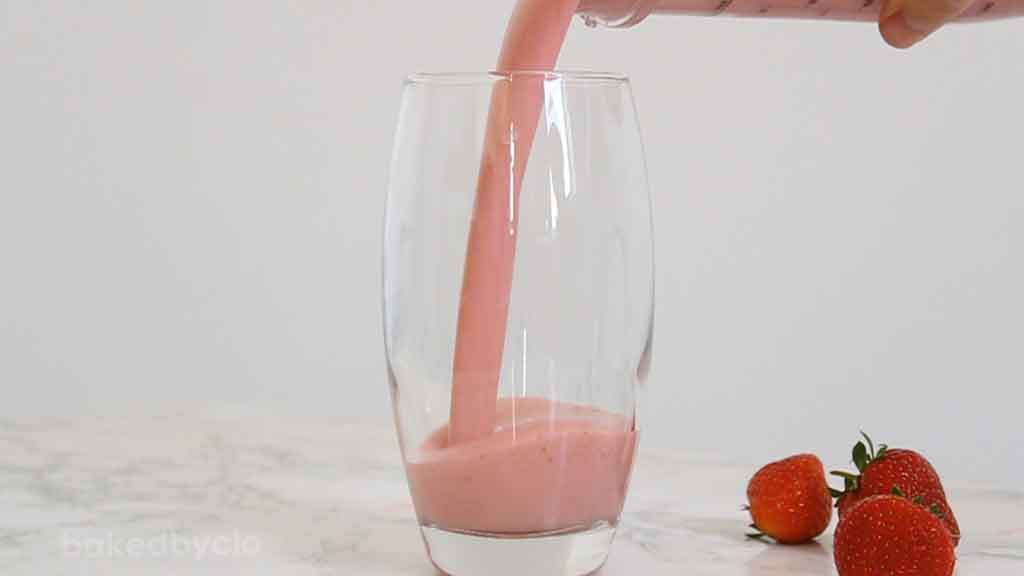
left=878, top=0, right=975, bottom=48
left=903, top=0, right=976, bottom=31
left=879, top=2, right=927, bottom=49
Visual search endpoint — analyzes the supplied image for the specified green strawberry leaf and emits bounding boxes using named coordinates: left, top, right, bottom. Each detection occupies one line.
left=746, top=523, right=770, bottom=542
left=831, top=470, right=860, bottom=492
left=860, top=431, right=876, bottom=459
left=852, top=441, right=869, bottom=472
left=876, top=444, right=888, bottom=460
left=746, top=532, right=769, bottom=541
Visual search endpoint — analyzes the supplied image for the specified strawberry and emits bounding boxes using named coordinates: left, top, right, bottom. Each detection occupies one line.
left=745, top=454, right=833, bottom=544
left=833, top=492, right=956, bottom=576
left=831, top=433, right=960, bottom=546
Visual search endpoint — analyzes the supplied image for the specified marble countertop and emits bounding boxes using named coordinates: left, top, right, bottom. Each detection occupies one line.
left=1, top=409, right=1021, bottom=575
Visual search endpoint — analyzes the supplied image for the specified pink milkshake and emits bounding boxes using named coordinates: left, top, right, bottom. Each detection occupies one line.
left=407, top=397, right=637, bottom=535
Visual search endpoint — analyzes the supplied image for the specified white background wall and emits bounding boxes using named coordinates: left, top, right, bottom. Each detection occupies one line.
left=1, top=2, right=1021, bottom=484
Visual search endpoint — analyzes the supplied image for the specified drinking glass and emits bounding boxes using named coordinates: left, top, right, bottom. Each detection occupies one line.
left=383, top=71, right=654, bottom=576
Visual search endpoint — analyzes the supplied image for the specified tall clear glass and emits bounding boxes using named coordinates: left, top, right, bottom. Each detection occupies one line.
left=383, top=71, right=654, bottom=576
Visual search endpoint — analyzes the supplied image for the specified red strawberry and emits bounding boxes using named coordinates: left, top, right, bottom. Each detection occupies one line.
left=745, top=454, right=833, bottom=544
left=831, top=433, right=960, bottom=546
left=833, top=493, right=956, bottom=576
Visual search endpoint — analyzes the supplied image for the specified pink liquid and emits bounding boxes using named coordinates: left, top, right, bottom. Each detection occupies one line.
left=448, top=0, right=581, bottom=446
left=406, top=397, right=637, bottom=534
left=412, top=0, right=637, bottom=537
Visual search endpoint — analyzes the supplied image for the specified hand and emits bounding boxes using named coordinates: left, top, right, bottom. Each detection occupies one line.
left=879, top=0, right=975, bottom=48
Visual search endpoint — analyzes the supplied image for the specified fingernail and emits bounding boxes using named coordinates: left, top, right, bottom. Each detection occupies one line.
left=879, top=10, right=929, bottom=48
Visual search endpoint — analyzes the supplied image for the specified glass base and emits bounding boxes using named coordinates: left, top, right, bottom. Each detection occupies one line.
left=421, top=522, right=617, bottom=576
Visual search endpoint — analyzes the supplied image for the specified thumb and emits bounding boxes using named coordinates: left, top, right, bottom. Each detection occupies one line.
left=878, top=0, right=975, bottom=48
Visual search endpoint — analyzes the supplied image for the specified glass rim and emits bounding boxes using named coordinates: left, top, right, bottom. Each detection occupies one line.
left=405, top=70, right=630, bottom=87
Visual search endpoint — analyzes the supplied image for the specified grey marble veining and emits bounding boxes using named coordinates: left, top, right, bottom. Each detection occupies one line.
left=0, top=409, right=1020, bottom=575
